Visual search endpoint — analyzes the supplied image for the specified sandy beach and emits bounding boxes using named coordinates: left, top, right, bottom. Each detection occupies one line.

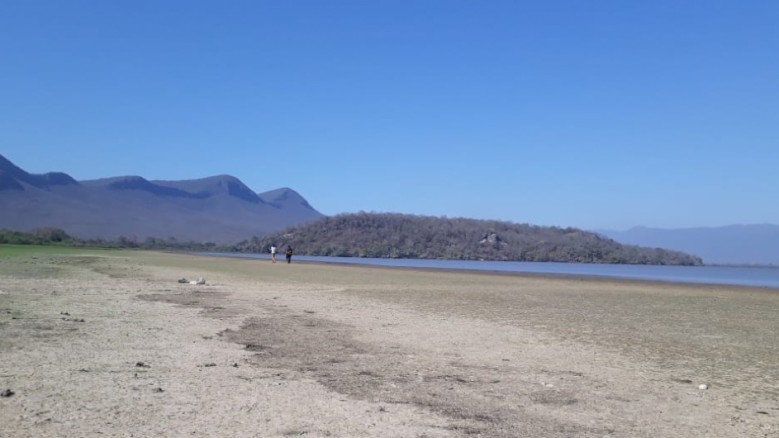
left=1, top=249, right=777, bottom=437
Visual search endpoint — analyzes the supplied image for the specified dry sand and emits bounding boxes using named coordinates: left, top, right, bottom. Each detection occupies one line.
left=1, top=250, right=778, bottom=437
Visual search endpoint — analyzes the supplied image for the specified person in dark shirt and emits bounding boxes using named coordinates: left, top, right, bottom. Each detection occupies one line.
left=285, top=246, right=293, bottom=264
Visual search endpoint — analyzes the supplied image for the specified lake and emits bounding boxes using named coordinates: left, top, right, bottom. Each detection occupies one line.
left=202, top=253, right=779, bottom=289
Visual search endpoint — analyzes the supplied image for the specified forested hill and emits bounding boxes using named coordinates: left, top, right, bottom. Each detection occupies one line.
left=235, top=213, right=703, bottom=265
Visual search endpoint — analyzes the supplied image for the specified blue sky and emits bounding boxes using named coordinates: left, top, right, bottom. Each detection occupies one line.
left=2, top=1, right=777, bottom=230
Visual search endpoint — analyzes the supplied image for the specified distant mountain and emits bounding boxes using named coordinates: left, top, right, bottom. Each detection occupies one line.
left=598, top=225, right=779, bottom=266
left=0, top=154, right=323, bottom=243
left=0, top=153, right=78, bottom=190
left=236, top=212, right=703, bottom=265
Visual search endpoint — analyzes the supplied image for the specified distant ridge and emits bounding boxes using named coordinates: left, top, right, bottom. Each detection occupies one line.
left=0, top=154, right=323, bottom=243
left=0, top=154, right=78, bottom=190
left=598, top=225, right=779, bottom=265
left=152, top=175, right=265, bottom=203
left=82, top=176, right=208, bottom=199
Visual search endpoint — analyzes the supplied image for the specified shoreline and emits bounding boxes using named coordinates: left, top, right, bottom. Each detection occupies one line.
left=196, top=251, right=779, bottom=293
left=298, top=259, right=779, bottom=293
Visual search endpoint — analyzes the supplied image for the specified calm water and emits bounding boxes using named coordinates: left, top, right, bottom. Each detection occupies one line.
left=202, top=253, right=779, bottom=289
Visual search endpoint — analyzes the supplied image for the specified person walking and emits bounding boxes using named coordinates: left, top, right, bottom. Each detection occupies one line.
left=270, top=244, right=277, bottom=263
left=285, top=246, right=293, bottom=264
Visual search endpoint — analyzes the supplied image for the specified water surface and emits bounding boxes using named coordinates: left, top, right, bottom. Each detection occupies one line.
left=202, top=253, right=779, bottom=289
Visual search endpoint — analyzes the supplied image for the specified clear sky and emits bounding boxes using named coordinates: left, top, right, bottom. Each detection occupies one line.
left=2, top=1, right=777, bottom=230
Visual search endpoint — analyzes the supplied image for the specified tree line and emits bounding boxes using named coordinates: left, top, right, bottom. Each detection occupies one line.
left=0, top=228, right=226, bottom=252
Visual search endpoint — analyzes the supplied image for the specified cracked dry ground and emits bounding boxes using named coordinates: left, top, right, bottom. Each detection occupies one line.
left=1, top=251, right=778, bottom=437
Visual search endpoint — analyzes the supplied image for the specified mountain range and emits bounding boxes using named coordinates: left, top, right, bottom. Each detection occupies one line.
left=0, top=154, right=323, bottom=243
left=598, top=225, right=779, bottom=266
